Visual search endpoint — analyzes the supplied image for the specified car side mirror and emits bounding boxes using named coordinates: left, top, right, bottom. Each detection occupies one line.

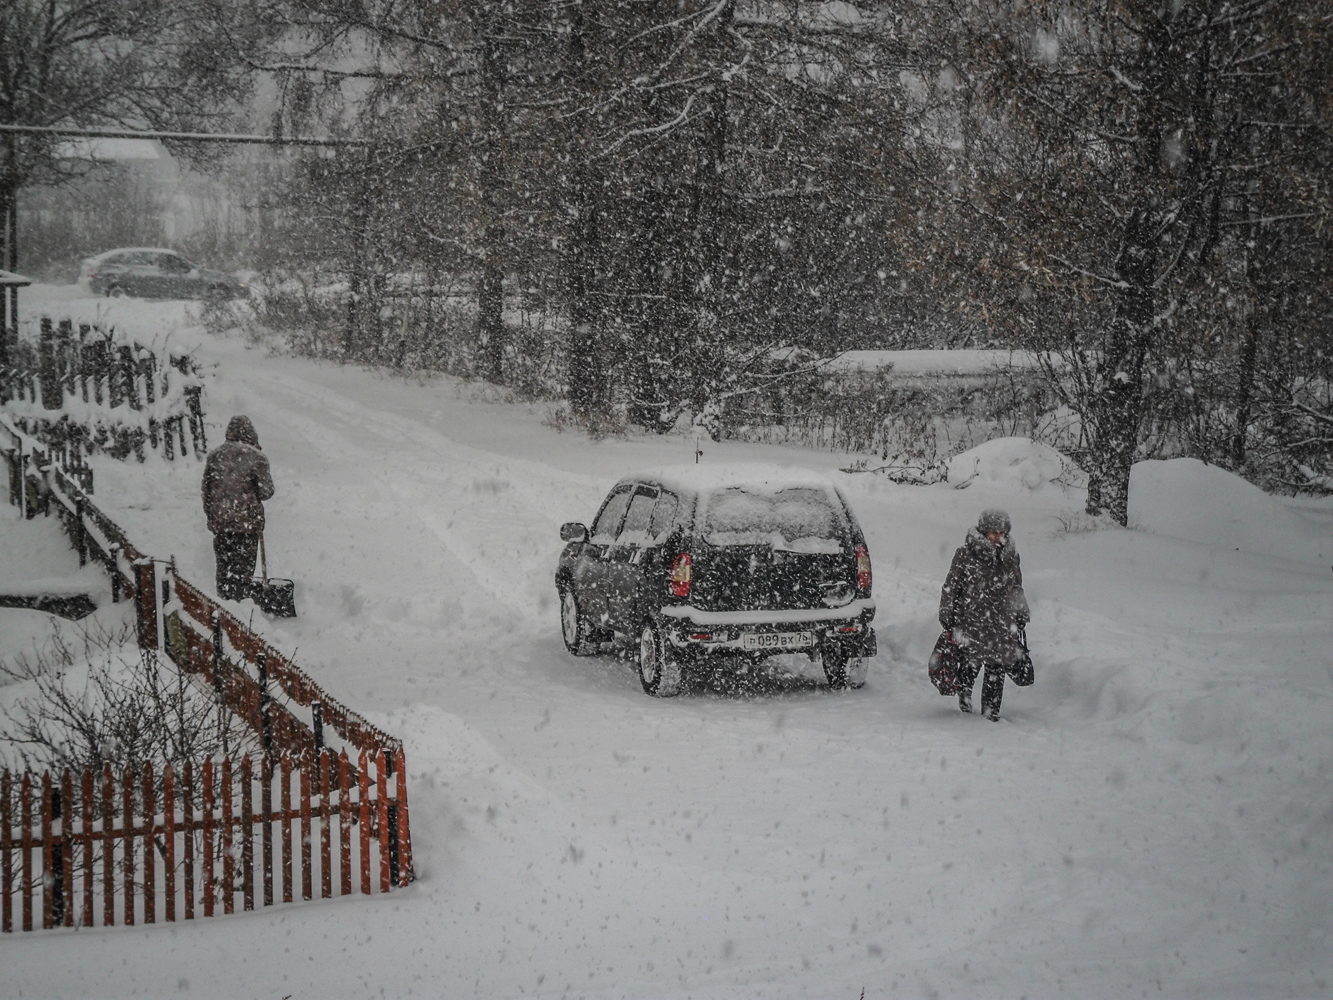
left=560, top=522, right=588, bottom=543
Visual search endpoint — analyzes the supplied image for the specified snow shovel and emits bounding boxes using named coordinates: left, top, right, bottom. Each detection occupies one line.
left=252, top=533, right=296, bottom=617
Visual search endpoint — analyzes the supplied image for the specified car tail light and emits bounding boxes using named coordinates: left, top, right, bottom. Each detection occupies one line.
left=669, top=553, right=692, bottom=598
left=855, top=545, right=871, bottom=591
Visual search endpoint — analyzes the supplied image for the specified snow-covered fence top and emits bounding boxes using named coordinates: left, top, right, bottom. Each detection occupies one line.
left=1, top=316, right=206, bottom=463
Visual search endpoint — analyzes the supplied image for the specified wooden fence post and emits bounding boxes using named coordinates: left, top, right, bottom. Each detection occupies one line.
left=58, top=319, right=74, bottom=398
left=299, top=757, right=312, bottom=902
left=102, top=764, right=114, bottom=927
left=61, top=770, right=73, bottom=927
left=338, top=751, right=351, bottom=896
left=396, top=748, right=413, bottom=887
left=280, top=754, right=293, bottom=905
left=241, top=756, right=254, bottom=912
left=2, top=771, right=13, bottom=933
left=39, top=317, right=61, bottom=411
left=377, top=751, right=391, bottom=894
left=358, top=753, right=371, bottom=895
left=134, top=560, right=158, bottom=650
left=221, top=757, right=233, bottom=916
left=77, top=323, right=91, bottom=403
left=257, top=652, right=272, bottom=762
left=142, top=764, right=155, bottom=924
left=202, top=760, right=215, bottom=918
left=261, top=757, right=273, bottom=908
left=41, top=773, right=52, bottom=930
left=109, top=543, right=122, bottom=603
left=164, top=764, right=176, bottom=922
left=81, top=768, right=93, bottom=928
left=122, top=766, right=134, bottom=927
left=21, top=772, right=32, bottom=932
left=318, top=749, right=331, bottom=900
left=182, top=762, right=195, bottom=920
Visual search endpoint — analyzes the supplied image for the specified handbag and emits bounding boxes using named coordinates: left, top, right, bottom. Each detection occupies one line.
left=1007, top=626, right=1034, bottom=686
left=928, top=630, right=963, bottom=695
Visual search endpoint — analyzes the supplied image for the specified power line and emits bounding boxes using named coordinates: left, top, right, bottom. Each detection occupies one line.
left=0, top=124, right=367, bottom=147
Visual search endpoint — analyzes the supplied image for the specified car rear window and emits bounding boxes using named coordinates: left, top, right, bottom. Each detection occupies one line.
left=703, top=487, right=846, bottom=553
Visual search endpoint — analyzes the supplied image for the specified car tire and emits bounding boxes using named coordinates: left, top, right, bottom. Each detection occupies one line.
left=107, top=285, right=125, bottom=298
left=639, top=623, right=682, bottom=697
left=823, top=647, right=866, bottom=690
left=207, top=284, right=230, bottom=302
left=559, top=584, right=596, bottom=656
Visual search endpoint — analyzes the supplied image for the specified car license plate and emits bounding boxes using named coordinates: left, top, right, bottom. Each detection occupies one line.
left=741, top=631, right=814, bottom=651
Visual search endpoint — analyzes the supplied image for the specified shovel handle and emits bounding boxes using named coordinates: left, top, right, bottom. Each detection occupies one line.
left=260, top=532, right=268, bottom=585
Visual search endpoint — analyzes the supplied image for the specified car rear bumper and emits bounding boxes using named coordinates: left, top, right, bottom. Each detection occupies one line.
left=660, top=600, right=876, bottom=658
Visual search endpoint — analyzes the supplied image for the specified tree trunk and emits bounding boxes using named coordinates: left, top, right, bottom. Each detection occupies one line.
left=1084, top=10, right=1174, bottom=525
left=685, top=8, right=733, bottom=414
left=477, top=25, right=506, bottom=383
left=566, top=168, right=606, bottom=416
left=2, top=135, right=16, bottom=369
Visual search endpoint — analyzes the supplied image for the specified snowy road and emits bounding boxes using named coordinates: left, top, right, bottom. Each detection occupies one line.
left=6, top=292, right=1333, bottom=999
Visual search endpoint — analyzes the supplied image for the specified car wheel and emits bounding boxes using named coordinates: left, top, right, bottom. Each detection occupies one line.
left=107, top=285, right=125, bottom=298
left=823, top=647, right=865, bottom=690
left=207, top=283, right=230, bottom=302
left=639, top=624, right=682, bottom=697
left=559, top=584, right=596, bottom=656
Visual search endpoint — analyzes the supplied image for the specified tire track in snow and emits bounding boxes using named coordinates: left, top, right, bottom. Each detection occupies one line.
left=233, top=361, right=604, bottom=630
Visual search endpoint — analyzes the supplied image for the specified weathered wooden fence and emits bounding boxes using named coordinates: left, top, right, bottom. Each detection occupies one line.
left=1, top=316, right=206, bottom=462
left=1, top=413, right=416, bottom=932
left=0, top=748, right=411, bottom=931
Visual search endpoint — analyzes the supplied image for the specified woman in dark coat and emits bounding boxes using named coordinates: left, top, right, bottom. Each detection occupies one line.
left=202, top=415, right=275, bottom=600
left=939, top=509, right=1029, bottom=720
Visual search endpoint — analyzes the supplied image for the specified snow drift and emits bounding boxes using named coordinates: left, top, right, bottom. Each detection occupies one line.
left=1128, top=457, right=1331, bottom=566
left=946, top=436, right=1084, bottom=492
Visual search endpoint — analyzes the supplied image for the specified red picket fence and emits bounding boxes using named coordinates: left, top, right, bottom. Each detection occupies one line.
left=1, top=414, right=418, bottom=934
left=0, top=748, right=411, bottom=932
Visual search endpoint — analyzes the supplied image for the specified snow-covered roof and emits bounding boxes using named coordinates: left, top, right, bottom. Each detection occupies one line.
left=831, top=349, right=1047, bottom=375
left=621, top=463, right=840, bottom=496
left=56, top=137, right=162, bottom=161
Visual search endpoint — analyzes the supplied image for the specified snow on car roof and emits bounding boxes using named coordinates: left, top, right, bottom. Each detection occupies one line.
left=85, top=247, right=182, bottom=262
left=620, top=463, right=840, bottom=496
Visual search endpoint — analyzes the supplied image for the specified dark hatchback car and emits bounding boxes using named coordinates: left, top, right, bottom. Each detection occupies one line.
left=555, top=465, right=876, bottom=696
left=82, top=248, right=249, bottom=300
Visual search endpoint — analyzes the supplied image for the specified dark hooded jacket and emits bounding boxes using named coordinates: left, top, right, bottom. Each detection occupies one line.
left=202, top=416, right=274, bottom=534
left=939, top=527, right=1029, bottom=664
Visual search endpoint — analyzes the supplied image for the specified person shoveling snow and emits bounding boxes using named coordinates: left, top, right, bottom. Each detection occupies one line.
left=201, top=415, right=275, bottom=601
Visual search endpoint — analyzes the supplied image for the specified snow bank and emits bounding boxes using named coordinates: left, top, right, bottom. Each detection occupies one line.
left=946, top=436, right=1084, bottom=492
left=1128, top=458, right=1331, bottom=565
left=831, top=349, right=1046, bottom=375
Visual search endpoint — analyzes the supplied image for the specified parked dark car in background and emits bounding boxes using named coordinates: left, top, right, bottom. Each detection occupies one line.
left=81, top=248, right=249, bottom=300
left=555, top=465, right=877, bottom=697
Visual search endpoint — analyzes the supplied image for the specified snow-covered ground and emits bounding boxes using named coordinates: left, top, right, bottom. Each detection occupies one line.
left=3, top=286, right=1332, bottom=999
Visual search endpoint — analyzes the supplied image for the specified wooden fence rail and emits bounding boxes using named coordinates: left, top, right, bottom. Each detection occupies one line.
left=0, top=748, right=411, bottom=932
left=0, top=411, right=417, bottom=936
